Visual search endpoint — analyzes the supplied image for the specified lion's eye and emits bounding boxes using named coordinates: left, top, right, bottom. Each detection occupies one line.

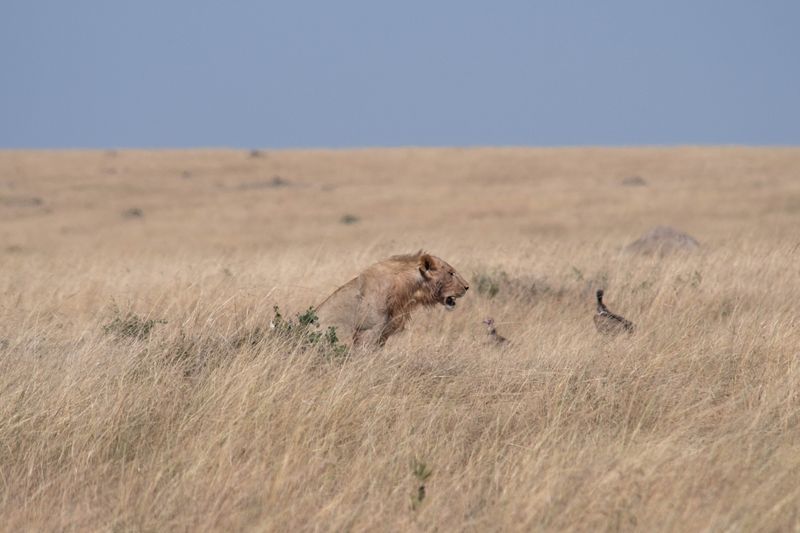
left=450, top=272, right=454, bottom=276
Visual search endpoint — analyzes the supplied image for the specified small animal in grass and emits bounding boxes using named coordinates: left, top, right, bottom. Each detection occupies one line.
left=594, top=289, right=635, bottom=335
left=482, top=317, right=509, bottom=345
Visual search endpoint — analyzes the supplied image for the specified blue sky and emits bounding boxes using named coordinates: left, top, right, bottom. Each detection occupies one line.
left=1, top=1, right=798, bottom=148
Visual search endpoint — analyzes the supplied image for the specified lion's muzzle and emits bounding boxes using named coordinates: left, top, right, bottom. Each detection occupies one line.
left=442, top=281, right=468, bottom=311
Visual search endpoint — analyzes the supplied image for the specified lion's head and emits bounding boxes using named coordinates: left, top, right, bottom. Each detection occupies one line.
left=418, top=253, right=469, bottom=310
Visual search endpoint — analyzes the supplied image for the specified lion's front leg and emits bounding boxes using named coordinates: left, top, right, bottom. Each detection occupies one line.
left=378, top=313, right=408, bottom=346
left=352, top=327, right=382, bottom=348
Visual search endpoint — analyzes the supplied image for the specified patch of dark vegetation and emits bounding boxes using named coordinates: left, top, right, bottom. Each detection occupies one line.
left=570, top=266, right=585, bottom=281
left=181, top=170, right=192, bottom=179
left=410, top=457, right=433, bottom=511
left=474, top=271, right=502, bottom=298
left=248, top=149, right=264, bottom=158
left=570, top=267, right=611, bottom=299
left=719, top=297, right=737, bottom=320
left=236, top=175, right=290, bottom=190
left=102, top=305, right=347, bottom=377
left=122, top=207, right=144, bottom=219
left=5, top=245, right=24, bottom=254
left=0, top=196, right=43, bottom=208
left=103, top=310, right=166, bottom=341
left=270, top=306, right=348, bottom=360
left=229, top=325, right=267, bottom=350
left=631, top=279, right=655, bottom=294
left=161, top=331, right=233, bottom=376
left=474, top=270, right=564, bottom=301
left=621, top=175, right=647, bottom=187
left=340, top=214, right=359, bottom=225
left=676, top=270, right=703, bottom=289
left=150, top=325, right=271, bottom=378
left=269, top=175, right=290, bottom=187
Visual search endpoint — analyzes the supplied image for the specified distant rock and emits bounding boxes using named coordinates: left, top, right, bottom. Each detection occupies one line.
left=621, top=175, right=647, bottom=187
left=625, top=226, right=700, bottom=256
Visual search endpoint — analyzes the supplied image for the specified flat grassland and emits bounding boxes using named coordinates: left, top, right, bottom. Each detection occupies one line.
left=1, top=148, right=799, bottom=531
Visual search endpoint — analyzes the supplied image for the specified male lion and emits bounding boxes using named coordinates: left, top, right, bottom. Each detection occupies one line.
left=314, top=251, right=469, bottom=347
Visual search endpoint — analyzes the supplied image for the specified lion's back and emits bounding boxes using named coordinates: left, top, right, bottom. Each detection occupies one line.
left=314, top=275, right=384, bottom=345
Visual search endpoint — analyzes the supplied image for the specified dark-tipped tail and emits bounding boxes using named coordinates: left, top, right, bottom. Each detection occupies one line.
left=596, top=289, right=604, bottom=304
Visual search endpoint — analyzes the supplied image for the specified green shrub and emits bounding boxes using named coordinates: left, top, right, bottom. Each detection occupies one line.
left=271, top=306, right=347, bottom=359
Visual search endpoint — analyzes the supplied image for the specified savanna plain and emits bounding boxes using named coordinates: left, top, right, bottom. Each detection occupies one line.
left=1, top=147, right=800, bottom=532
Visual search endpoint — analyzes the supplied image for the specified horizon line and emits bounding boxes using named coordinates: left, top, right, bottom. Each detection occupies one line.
left=2, top=143, right=799, bottom=152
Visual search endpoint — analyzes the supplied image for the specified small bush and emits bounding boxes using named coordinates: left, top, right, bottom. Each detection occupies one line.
left=410, top=457, right=433, bottom=511
left=271, top=306, right=347, bottom=359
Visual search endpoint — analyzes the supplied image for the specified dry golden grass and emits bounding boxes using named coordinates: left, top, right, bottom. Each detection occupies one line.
left=1, top=147, right=800, bottom=531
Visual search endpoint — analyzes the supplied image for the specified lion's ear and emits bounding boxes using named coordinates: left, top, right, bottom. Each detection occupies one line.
left=419, top=254, right=435, bottom=279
